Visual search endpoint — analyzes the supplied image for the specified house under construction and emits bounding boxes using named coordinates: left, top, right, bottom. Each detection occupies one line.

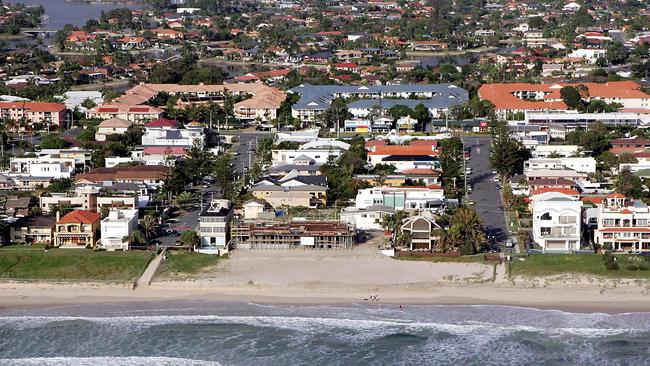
left=232, top=221, right=354, bottom=249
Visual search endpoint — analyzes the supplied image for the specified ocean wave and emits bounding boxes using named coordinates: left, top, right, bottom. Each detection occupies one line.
left=0, top=357, right=222, bottom=366
left=0, top=314, right=643, bottom=339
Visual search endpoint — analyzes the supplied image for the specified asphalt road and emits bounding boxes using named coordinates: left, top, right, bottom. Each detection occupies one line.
left=233, top=131, right=273, bottom=175
left=463, top=135, right=509, bottom=245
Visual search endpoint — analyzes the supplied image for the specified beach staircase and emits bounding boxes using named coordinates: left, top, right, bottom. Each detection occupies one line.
left=134, top=249, right=166, bottom=289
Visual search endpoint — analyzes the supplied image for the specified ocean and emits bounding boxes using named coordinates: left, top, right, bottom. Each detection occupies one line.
left=0, top=301, right=649, bottom=365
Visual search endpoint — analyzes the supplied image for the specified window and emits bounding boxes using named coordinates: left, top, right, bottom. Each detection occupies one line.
left=541, top=227, right=551, bottom=236
left=540, top=213, right=552, bottom=220
left=603, top=219, right=615, bottom=227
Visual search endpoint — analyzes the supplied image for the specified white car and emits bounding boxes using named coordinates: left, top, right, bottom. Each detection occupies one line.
left=493, top=176, right=500, bottom=182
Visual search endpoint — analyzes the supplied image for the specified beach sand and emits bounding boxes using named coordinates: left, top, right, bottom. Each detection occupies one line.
left=2, top=246, right=650, bottom=313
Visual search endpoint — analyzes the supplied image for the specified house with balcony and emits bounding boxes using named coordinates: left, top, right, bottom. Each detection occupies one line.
left=399, top=213, right=441, bottom=251
left=53, top=210, right=101, bottom=248
left=355, top=185, right=445, bottom=212
left=9, top=215, right=55, bottom=245
left=594, top=194, right=650, bottom=253
left=98, top=209, right=139, bottom=251
left=531, top=191, right=582, bottom=252
left=198, top=199, right=234, bottom=255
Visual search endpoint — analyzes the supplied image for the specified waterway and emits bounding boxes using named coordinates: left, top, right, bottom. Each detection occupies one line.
left=17, top=0, right=141, bottom=29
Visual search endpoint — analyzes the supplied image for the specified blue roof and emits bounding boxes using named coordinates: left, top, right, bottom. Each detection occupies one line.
left=289, top=83, right=469, bottom=111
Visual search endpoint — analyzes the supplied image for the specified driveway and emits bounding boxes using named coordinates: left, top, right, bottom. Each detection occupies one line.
left=462, top=135, right=509, bottom=245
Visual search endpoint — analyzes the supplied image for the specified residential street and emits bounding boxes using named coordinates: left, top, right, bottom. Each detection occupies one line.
left=462, top=135, right=509, bottom=246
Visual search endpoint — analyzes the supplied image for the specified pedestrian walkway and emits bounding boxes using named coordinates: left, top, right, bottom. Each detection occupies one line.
left=135, top=249, right=165, bottom=289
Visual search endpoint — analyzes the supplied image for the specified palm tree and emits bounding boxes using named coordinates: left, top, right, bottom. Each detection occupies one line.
left=124, top=230, right=146, bottom=249
left=140, top=215, right=158, bottom=241
left=451, top=207, right=487, bottom=254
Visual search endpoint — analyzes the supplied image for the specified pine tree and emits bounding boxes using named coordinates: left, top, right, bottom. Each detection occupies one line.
left=489, top=122, right=520, bottom=180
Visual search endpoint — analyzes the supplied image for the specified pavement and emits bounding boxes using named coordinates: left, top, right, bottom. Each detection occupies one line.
left=155, top=130, right=273, bottom=248
left=462, top=135, right=509, bottom=247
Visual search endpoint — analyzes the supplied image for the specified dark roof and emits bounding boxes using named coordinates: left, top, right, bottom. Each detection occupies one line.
left=287, top=175, right=327, bottom=186
left=200, top=206, right=231, bottom=217
left=529, top=178, right=577, bottom=186
left=382, top=155, right=437, bottom=162
left=12, top=215, right=55, bottom=228
left=268, top=164, right=323, bottom=173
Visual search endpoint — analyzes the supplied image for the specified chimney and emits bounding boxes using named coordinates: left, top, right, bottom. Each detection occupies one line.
left=56, top=211, right=60, bottom=222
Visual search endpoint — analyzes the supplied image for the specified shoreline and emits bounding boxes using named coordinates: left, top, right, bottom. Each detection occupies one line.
left=2, top=280, right=650, bottom=314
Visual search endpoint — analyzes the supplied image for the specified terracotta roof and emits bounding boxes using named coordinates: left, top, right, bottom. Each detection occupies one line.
left=146, top=118, right=178, bottom=128
left=531, top=188, right=580, bottom=196
left=402, top=168, right=439, bottom=176
left=478, top=81, right=649, bottom=111
left=75, top=165, right=168, bottom=183
left=57, top=210, right=101, bottom=225
left=607, top=193, right=626, bottom=198
left=611, top=138, right=650, bottom=145
left=620, top=208, right=634, bottom=214
left=98, top=118, right=132, bottom=128
left=599, top=227, right=650, bottom=233
left=581, top=196, right=604, bottom=204
left=0, top=101, right=66, bottom=113
left=142, top=146, right=187, bottom=155
left=369, top=145, right=439, bottom=156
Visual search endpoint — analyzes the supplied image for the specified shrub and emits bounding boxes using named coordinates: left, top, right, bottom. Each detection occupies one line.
left=626, top=264, right=639, bottom=271
left=639, top=263, right=649, bottom=271
left=604, top=260, right=619, bottom=271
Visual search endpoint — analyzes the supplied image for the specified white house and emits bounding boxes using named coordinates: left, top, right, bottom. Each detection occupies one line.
left=530, top=145, right=582, bottom=158
left=531, top=192, right=582, bottom=252
left=9, top=155, right=75, bottom=179
left=355, top=186, right=445, bottom=211
left=99, top=209, right=139, bottom=251
left=340, top=205, right=394, bottom=231
left=198, top=199, right=233, bottom=255
left=562, top=1, right=581, bottom=12
left=568, top=49, right=607, bottom=64
left=524, top=157, right=596, bottom=174
left=594, top=194, right=650, bottom=253
left=95, top=117, right=132, bottom=142
left=271, top=149, right=343, bottom=165
left=141, top=126, right=205, bottom=147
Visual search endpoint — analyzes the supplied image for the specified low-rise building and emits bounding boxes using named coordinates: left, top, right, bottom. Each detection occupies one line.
left=9, top=215, right=55, bottom=245
left=594, top=194, right=650, bottom=253
left=340, top=205, right=394, bottom=231
left=524, top=157, right=596, bottom=174
left=399, top=213, right=441, bottom=251
left=87, top=104, right=164, bottom=124
left=531, top=192, right=582, bottom=252
left=54, top=210, right=101, bottom=248
left=95, top=118, right=132, bottom=141
left=232, top=221, right=354, bottom=249
left=0, top=101, right=66, bottom=129
left=99, top=209, right=139, bottom=251
left=9, top=155, right=76, bottom=179
left=198, top=199, right=234, bottom=255
left=249, top=183, right=327, bottom=208
left=355, top=185, right=445, bottom=211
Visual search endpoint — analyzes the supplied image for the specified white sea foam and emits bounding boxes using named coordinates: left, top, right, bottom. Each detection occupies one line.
left=0, top=314, right=643, bottom=338
left=0, top=357, right=223, bottom=366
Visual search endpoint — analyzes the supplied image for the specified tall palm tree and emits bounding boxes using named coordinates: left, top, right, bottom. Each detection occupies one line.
left=124, top=230, right=146, bottom=249
left=451, top=207, right=487, bottom=254
left=140, top=215, right=158, bottom=241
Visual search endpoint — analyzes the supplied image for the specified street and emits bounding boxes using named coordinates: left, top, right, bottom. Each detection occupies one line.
left=462, top=135, right=509, bottom=246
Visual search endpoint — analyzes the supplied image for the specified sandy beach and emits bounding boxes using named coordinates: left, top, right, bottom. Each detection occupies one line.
left=2, top=247, right=650, bottom=313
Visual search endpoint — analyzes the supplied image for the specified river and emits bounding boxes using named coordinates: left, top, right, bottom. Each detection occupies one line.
left=16, top=0, right=141, bottom=29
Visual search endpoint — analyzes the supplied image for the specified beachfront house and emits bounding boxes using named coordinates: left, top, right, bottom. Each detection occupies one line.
left=53, top=210, right=101, bottom=248
left=531, top=192, right=582, bottom=252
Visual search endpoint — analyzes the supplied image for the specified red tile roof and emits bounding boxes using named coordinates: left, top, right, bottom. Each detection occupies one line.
left=57, top=210, right=101, bottom=225
left=478, top=81, right=649, bottom=111
left=145, top=118, right=178, bottom=128
left=142, top=146, right=187, bottom=155
left=0, top=101, right=66, bottom=113
left=531, top=188, right=580, bottom=196
left=581, top=196, right=604, bottom=204
left=369, top=145, right=439, bottom=156
left=607, top=193, right=626, bottom=198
